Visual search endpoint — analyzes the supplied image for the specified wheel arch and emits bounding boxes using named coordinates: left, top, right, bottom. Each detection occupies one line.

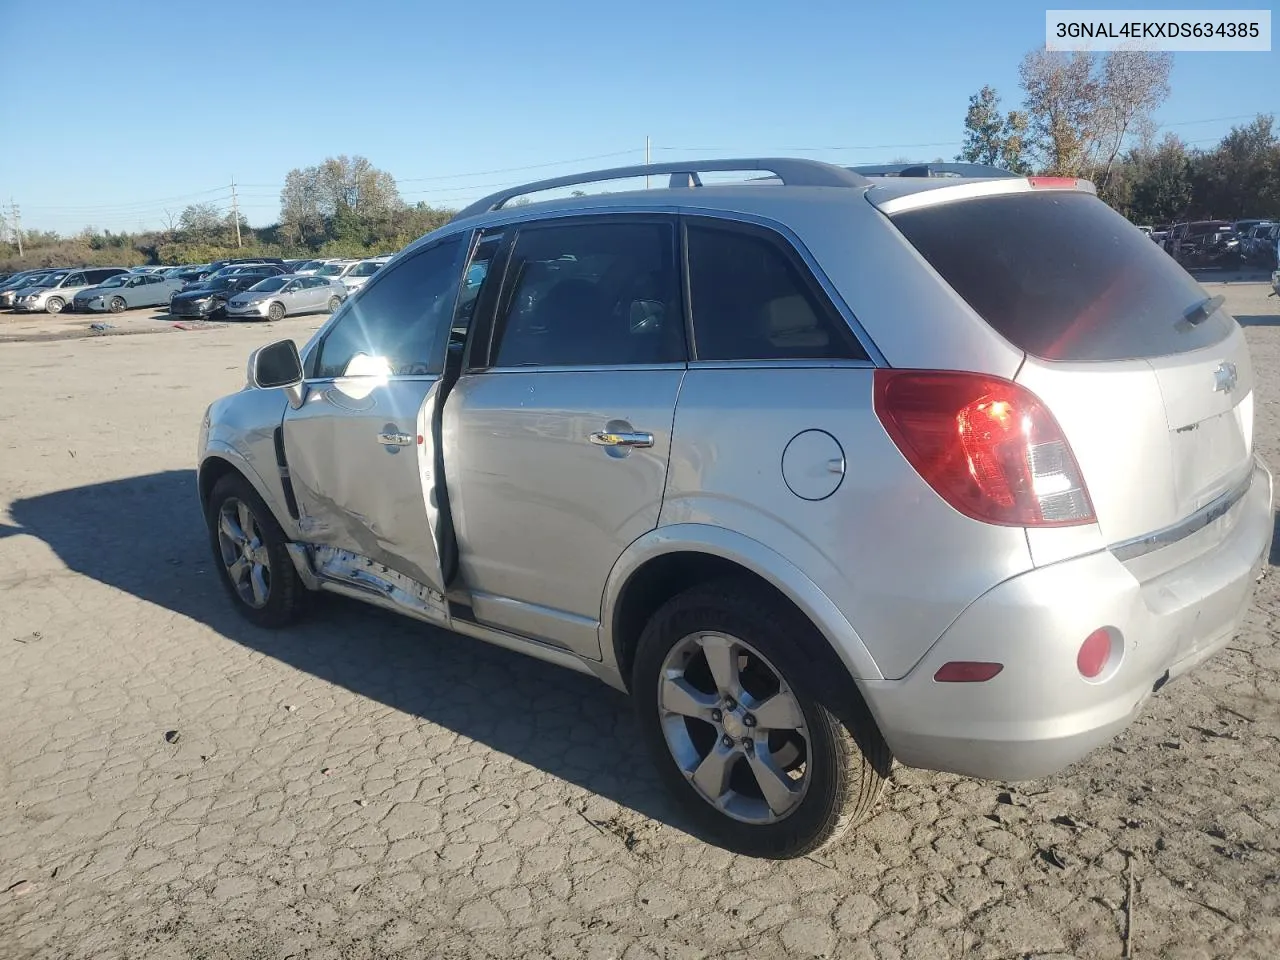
left=198, top=447, right=294, bottom=536
left=601, top=524, right=883, bottom=697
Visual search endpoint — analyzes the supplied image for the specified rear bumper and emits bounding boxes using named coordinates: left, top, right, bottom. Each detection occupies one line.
left=860, top=456, right=1274, bottom=781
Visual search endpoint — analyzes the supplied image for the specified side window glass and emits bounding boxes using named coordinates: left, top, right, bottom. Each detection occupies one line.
left=491, top=219, right=682, bottom=368
left=686, top=223, right=867, bottom=361
left=313, top=238, right=465, bottom=379
left=65, top=273, right=86, bottom=286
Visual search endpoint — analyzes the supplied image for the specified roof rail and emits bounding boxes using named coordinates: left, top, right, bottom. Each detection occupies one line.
left=849, top=162, right=1020, bottom=179
left=449, top=158, right=870, bottom=222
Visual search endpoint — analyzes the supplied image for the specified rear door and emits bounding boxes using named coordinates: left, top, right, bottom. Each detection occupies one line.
left=303, top=276, right=329, bottom=309
left=442, top=215, right=686, bottom=658
left=282, top=235, right=469, bottom=612
left=887, top=188, right=1254, bottom=559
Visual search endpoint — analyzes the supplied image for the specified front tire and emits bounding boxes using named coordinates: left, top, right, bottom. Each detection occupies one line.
left=632, top=579, right=889, bottom=858
left=108, top=297, right=126, bottom=314
left=204, top=473, right=305, bottom=628
left=46, top=297, right=65, bottom=314
left=267, top=301, right=285, bottom=322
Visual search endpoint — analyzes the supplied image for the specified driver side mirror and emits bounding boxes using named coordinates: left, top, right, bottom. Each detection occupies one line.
left=247, top=339, right=305, bottom=408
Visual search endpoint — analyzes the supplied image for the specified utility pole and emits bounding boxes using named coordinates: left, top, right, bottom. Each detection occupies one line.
left=645, top=136, right=651, bottom=190
left=230, top=177, right=242, bottom=248
left=9, top=199, right=22, bottom=259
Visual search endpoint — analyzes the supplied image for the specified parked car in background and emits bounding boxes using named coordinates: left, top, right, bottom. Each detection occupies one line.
left=1239, top=221, right=1269, bottom=259
left=72, top=272, right=185, bottom=313
left=205, top=257, right=285, bottom=274
left=1149, top=228, right=1169, bottom=245
left=312, top=259, right=361, bottom=284
left=1162, top=222, right=1187, bottom=255
left=223, top=274, right=346, bottom=321
left=282, top=259, right=310, bottom=272
left=338, top=257, right=388, bottom=295
left=0, top=269, right=58, bottom=308
left=169, top=274, right=270, bottom=319
left=1171, top=221, right=1236, bottom=267
left=1263, top=224, right=1280, bottom=270
left=181, top=264, right=285, bottom=292
left=169, top=265, right=211, bottom=284
left=292, top=259, right=331, bottom=275
left=12, top=267, right=128, bottom=313
left=198, top=157, right=1273, bottom=858
left=1232, top=219, right=1267, bottom=242
left=1244, top=223, right=1277, bottom=266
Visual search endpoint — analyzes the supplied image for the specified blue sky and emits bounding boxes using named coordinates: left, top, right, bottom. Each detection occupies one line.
left=1, top=0, right=1275, bottom=233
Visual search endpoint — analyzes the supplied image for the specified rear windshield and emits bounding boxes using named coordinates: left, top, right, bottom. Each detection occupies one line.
left=891, top=191, right=1233, bottom=362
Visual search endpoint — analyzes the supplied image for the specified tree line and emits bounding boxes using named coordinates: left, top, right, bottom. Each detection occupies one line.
left=958, top=49, right=1280, bottom=223
left=0, top=154, right=456, bottom=273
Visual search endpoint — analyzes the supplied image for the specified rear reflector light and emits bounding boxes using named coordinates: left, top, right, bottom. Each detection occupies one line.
left=873, top=370, right=1095, bottom=527
left=934, top=661, right=1004, bottom=682
left=1077, top=628, right=1113, bottom=679
left=1028, top=176, right=1078, bottom=189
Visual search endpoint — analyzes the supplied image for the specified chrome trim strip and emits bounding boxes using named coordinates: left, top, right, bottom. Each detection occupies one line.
left=687, top=358, right=875, bottom=371
left=1109, top=467, right=1256, bottom=562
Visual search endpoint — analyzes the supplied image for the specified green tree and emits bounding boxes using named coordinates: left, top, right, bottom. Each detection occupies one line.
left=957, top=86, right=1031, bottom=173
left=178, top=202, right=225, bottom=241
left=1130, top=134, right=1193, bottom=223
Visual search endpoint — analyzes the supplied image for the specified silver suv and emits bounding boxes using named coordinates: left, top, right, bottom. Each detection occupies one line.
left=198, top=158, right=1273, bottom=858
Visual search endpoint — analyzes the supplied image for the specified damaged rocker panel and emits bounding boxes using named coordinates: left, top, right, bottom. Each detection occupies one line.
left=287, top=543, right=449, bottom=623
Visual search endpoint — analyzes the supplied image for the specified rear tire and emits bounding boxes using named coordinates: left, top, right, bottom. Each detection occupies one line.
left=632, top=578, right=889, bottom=858
left=46, top=297, right=65, bottom=315
left=267, top=301, right=285, bottom=322
left=326, top=295, right=341, bottom=312
left=108, top=297, right=126, bottom=314
left=204, top=472, right=305, bottom=628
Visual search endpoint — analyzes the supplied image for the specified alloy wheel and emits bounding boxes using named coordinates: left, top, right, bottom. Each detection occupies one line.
left=216, top=497, right=272, bottom=608
left=657, top=631, right=811, bottom=823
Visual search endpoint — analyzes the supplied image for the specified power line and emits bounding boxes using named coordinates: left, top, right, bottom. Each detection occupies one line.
left=22, top=184, right=233, bottom=213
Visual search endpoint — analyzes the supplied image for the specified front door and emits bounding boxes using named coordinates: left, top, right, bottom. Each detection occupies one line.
left=444, top=215, right=686, bottom=658
left=283, top=236, right=468, bottom=611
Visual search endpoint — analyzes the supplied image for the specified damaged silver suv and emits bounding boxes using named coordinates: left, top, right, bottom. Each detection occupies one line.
left=199, top=159, right=1272, bottom=858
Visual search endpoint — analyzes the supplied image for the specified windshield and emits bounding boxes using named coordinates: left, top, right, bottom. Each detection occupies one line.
left=891, top=191, right=1231, bottom=362
left=350, top=261, right=381, bottom=277
left=98, top=275, right=129, bottom=288
left=34, top=272, right=69, bottom=287
left=316, top=263, right=349, bottom=277
left=298, top=260, right=324, bottom=271
left=249, top=277, right=288, bottom=293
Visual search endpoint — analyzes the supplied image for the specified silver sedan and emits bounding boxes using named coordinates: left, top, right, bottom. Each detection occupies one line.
left=223, top=275, right=347, bottom=322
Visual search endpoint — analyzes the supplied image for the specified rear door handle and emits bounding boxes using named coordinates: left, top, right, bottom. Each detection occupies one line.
left=378, top=431, right=414, bottom=446
left=589, top=430, right=654, bottom=449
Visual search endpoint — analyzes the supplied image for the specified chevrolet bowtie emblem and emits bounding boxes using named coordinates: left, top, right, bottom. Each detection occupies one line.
left=1213, top=361, right=1238, bottom=394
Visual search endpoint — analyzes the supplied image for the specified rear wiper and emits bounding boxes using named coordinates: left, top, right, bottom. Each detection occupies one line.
left=1184, top=294, right=1225, bottom=326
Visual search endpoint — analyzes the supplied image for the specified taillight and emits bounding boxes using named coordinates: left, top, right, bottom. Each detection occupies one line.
left=873, top=369, right=1095, bottom=527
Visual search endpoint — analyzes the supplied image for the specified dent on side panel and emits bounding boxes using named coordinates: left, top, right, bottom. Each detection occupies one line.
left=288, top=380, right=444, bottom=590
left=661, top=368, right=1034, bottom=680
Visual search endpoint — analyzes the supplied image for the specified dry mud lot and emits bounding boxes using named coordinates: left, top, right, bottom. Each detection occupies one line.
left=2, top=283, right=1280, bottom=960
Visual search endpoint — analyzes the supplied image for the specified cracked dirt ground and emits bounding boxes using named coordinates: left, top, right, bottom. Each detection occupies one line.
left=2, top=285, right=1280, bottom=960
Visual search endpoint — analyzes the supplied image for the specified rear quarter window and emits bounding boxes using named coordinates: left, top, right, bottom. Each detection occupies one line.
left=891, top=192, right=1232, bottom=362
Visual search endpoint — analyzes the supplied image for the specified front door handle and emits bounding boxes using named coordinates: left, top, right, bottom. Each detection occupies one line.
left=378, top=431, right=414, bottom=446
left=589, top=430, right=653, bottom=449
